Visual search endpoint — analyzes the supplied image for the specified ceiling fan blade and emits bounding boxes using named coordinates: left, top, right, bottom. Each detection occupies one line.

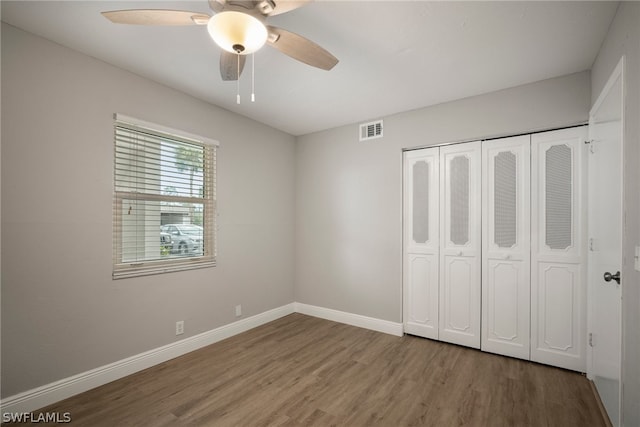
left=102, top=10, right=210, bottom=26
left=220, top=51, right=247, bottom=81
left=267, top=26, right=338, bottom=70
left=268, top=0, right=312, bottom=16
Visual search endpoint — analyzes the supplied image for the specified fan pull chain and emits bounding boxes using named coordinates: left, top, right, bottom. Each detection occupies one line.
left=251, top=53, right=256, bottom=103
left=236, top=52, right=241, bottom=104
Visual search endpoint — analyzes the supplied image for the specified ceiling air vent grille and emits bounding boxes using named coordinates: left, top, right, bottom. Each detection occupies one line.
left=359, top=120, right=383, bottom=141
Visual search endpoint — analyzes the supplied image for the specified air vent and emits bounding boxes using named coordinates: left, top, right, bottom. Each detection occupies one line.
left=359, top=120, right=383, bottom=141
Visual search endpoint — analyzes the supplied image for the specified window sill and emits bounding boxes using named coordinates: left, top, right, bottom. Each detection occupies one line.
left=113, top=258, right=216, bottom=279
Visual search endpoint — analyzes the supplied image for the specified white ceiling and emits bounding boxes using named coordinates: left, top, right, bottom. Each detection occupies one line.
left=1, top=1, right=618, bottom=136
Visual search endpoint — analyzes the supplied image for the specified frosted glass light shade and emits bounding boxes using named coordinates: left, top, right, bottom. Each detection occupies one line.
left=207, top=11, right=268, bottom=54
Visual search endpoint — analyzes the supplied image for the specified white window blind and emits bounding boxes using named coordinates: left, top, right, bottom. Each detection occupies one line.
left=112, top=114, right=217, bottom=279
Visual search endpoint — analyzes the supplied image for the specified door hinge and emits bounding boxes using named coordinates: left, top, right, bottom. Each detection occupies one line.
left=589, top=332, right=594, bottom=347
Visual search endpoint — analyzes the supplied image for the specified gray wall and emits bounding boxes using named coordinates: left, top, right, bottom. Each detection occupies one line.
left=591, top=2, right=640, bottom=425
left=1, top=24, right=296, bottom=397
left=295, top=71, right=590, bottom=323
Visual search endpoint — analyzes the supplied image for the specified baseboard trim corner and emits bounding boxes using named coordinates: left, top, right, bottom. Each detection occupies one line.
left=294, top=302, right=403, bottom=337
left=0, top=303, right=296, bottom=416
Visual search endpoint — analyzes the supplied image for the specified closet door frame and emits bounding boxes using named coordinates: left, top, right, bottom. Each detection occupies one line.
left=439, top=141, right=482, bottom=349
left=481, top=135, right=531, bottom=360
left=403, top=148, right=440, bottom=339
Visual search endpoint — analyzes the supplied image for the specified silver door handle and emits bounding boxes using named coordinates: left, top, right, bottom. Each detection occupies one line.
left=603, top=271, right=621, bottom=285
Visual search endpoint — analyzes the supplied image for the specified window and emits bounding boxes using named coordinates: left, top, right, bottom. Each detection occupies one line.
left=112, top=114, right=217, bottom=279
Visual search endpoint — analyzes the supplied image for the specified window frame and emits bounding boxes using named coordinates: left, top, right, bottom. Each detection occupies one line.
left=112, top=114, right=218, bottom=279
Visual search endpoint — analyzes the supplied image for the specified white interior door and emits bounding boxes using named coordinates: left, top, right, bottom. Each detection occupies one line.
left=531, top=127, right=587, bottom=372
left=587, top=58, right=623, bottom=426
left=439, top=141, right=481, bottom=348
left=481, top=135, right=531, bottom=359
left=403, top=148, right=440, bottom=339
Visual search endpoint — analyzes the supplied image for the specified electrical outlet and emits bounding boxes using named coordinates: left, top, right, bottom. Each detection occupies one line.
left=176, top=320, right=184, bottom=335
left=235, top=305, right=242, bottom=317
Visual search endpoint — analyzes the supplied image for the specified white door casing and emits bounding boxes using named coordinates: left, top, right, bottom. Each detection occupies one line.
left=587, top=57, right=623, bottom=426
left=403, top=148, right=440, bottom=339
left=531, top=127, right=587, bottom=372
left=439, top=141, right=482, bottom=349
left=481, top=135, right=531, bottom=360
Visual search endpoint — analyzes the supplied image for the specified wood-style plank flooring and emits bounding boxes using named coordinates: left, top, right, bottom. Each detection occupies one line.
left=14, top=314, right=605, bottom=426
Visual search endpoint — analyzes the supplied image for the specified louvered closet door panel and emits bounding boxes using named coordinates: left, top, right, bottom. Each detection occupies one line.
left=531, top=127, right=587, bottom=372
left=481, top=135, right=531, bottom=360
left=439, top=141, right=481, bottom=348
left=403, top=148, right=440, bottom=339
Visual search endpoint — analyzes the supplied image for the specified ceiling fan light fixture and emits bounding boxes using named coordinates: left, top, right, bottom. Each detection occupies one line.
left=207, top=11, right=267, bottom=54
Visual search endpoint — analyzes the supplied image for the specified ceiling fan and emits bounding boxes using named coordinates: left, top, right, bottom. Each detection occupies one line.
left=102, top=0, right=339, bottom=82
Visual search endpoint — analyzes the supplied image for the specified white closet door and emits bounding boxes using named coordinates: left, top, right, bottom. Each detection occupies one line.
left=531, top=127, right=587, bottom=372
left=481, top=135, right=531, bottom=359
left=439, top=141, right=481, bottom=348
left=403, top=148, right=440, bottom=339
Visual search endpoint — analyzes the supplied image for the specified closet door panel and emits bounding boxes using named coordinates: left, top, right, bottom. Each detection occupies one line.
left=536, top=262, right=581, bottom=350
left=481, top=136, right=531, bottom=359
left=486, top=260, right=521, bottom=334
left=403, top=148, right=440, bottom=339
left=442, top=255, right=476, bottom=334
left=439, top=141, right=481, bottom=348
left=531, top=127, right=587, bottom=372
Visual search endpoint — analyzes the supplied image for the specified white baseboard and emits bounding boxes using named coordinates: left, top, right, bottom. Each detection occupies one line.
left=1, top=302, right=403, bottom=416
left=0, top=303, right=296, bottom=416
left=295, top=302, right=403, bottom=337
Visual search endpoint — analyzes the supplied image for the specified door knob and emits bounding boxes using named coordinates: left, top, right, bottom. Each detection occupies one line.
left=603, top=271, right=621, bottom=285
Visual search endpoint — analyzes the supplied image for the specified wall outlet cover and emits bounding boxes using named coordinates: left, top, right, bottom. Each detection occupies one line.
left=175, top=321, right=184, bottom=335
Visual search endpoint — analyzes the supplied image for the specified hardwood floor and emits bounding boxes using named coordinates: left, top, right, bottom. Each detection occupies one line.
left=15, top=314, right=605, bottom=426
